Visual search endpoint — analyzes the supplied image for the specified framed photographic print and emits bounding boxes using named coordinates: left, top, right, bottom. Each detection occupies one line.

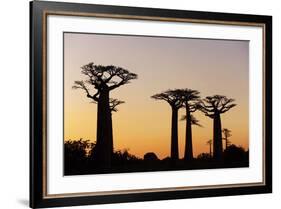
left=30, top=0, right=272, bottom=208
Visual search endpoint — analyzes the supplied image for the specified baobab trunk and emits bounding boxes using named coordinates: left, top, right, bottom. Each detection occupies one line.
left=95, top=89, right=112, bottom=168
left=213, top=113, right=223, bottom=161
left=171, top=107, right=179, bottom=161
left=184, top=108, right=193, bottom=161
left=109, top=112, right=113, bottom=156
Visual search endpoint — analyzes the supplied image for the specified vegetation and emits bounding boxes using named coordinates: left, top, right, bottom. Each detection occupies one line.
left=178, top=89, right=201, bottom=161
left=151, top=89, right=183, bottom=161
left=66, top=62, right=248, bottom=175
left=222, top=128, right=232, bottom=150
left=197, top=95, right=236, bottom=161
left=73, top=63, right=137, bottom=168
left=64, top=139, right=248, bottom=175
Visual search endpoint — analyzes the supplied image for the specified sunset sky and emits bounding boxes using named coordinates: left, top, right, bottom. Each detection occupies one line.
left=64, top=32, right=249, bottom=159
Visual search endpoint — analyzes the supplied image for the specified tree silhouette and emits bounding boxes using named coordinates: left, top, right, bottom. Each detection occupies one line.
left=112, top=148, right=140, bottom=164
left=144, top=152, right=159, bottom=161
left=181, top=114, right=202, bottom=160
left=109, top=99, right=124, bottom=155
left=222, top=128, right=232, bottom=150
left=73, top=62, right=137, bottom=167
left=64, top=138, right=94, bottom=174
left=151, top=89, right=183, bottom=161
left=90, top=98, right=124, bottom=158
left=197, top=153, right=211, bottom=160
left=224, top=144, right=248, bottom=163
left=179, top=89, right=200, bottom=161
left=198, top=95, right=236, bottom=161
left=206, top=139, right=212, bottom=158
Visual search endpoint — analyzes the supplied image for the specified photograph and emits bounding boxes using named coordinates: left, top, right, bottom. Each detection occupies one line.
left=29, top=1, right=272, bottom=207
left=63, top=32, right=249, bottom=175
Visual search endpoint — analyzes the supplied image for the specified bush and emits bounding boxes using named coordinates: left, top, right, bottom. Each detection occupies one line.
left=224, top=144, right=248, bottom=162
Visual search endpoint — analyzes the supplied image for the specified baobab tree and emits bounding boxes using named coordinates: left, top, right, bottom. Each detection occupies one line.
left=73, top=62, right=137, bottom=167
left=179, top=89, right=200, bottom=161
left=198, top=95, right=236, bottom=161
left=206, top=139, right=213, bottom=158
left=181, top=114, right=202, bottom=160
left=151, top=89, right=183, bottom=161
left=90, top=98, right=124, bottom=156
left=222, top=128, right=232, bottom=150
left=108, top=99, right=124, bottom=154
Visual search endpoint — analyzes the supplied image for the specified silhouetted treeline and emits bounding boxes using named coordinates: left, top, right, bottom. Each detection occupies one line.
left=152, top=89, right=236, bottom=164
left=64, top=139, right=249, bottom=175
left=64, top=139, right=95, bottom=175
left=69, top=62, right=247, bottom=175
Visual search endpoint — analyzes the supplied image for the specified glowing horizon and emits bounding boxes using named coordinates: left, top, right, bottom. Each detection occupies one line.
left=64, top=32, right=249, bottom=159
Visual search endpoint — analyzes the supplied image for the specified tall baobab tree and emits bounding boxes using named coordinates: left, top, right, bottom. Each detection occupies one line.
left=206, top=139, right=213, bottom=158
left=198, top=95, right=236, bottom=161
left=90, top=98, right=124, bottom=156
left=108, top=99, right=124, bottom=154
left=151, top=89, right=183, bottom=161
left=181, top=114, right=202, bottom=160
left=222, top=128, right=232, bottom=150
left=73, top=62, right=137, bottom=167
left=179, top=89, right=200, bottom=161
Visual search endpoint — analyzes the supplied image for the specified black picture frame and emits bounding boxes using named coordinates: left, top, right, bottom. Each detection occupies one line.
left=30, top=1, right=272, bottom=208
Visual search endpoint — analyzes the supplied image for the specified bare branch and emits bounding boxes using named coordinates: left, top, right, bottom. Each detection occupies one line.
left=220, top=103, right=236, bottom=113
left=198, top=95, right=236, bottom=117
left=151, top=89, right=183, bottom=109
left=81, top=63, right=104, bottom=84
left=109, top=69, right=138, bottom=90
left=189, top=102, right=201, bottom=112
left=197, top=102, right=214, bottom=118
left=109, top=98, right=125, bottom=112
left=72, top=81, right=99, bottom=101
left=180, top=89, right=200, bottom=102
left=78, top=62, right=138, bottom=91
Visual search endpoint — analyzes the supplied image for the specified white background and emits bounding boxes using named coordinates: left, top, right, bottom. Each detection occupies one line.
left=0, top=0, right=279, bottom=209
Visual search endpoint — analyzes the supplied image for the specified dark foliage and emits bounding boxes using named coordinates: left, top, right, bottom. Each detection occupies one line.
left=64, top=139, right=94, bottom=174
left=144, top=152, right=159, bottom=161
left=197, top=153, right=212, bottom=160
left=64, top=139, right=249, bottom=175
left=112, top=149, right=141, bottom=164
left=223, top=144, right=249, bottom=163
left=68, top=72, right=246, bottom=175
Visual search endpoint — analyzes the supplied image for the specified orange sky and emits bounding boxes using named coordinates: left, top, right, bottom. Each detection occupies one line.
left=64, top=33, right=249, bottom=159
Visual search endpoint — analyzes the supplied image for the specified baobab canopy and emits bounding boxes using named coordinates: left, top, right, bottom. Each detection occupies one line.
left=73, top=62, right=138, bottom=168
left=198, top=95, right=236, bottom=161
left=73, top=62, right=138, bottom=101
left=198, top=95, right=236, bottom=118
left=151, top=89, right=183, bottom=109
left=151, top=88, right=202, bottom=162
